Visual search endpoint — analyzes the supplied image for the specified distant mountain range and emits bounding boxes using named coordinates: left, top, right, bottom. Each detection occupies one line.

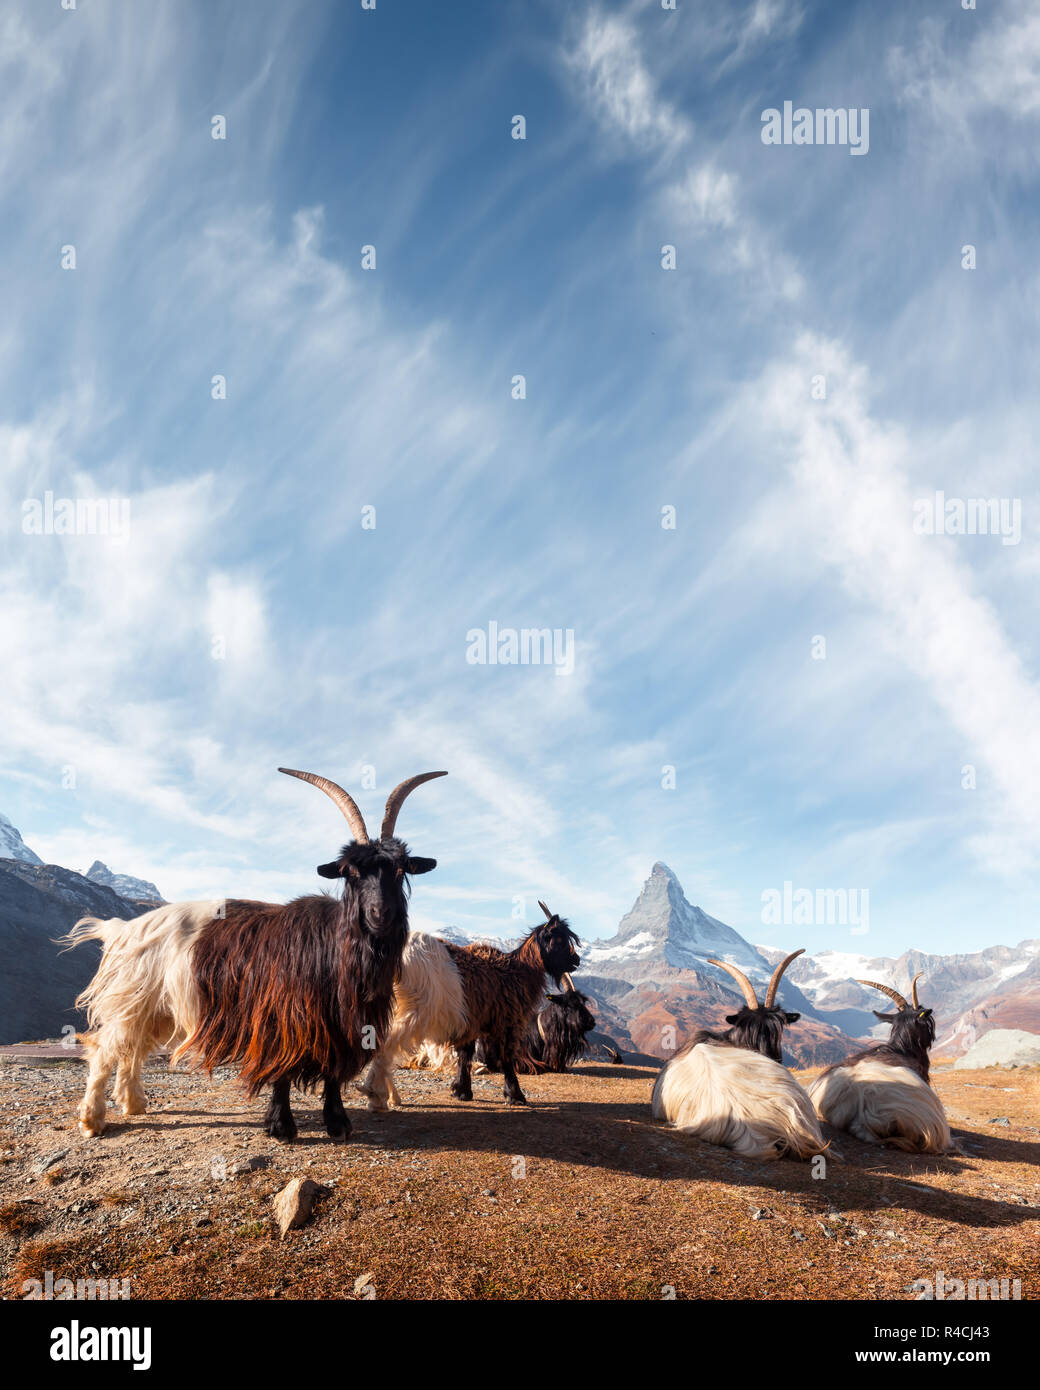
left=0, top=816, right=166, bottom=1044
left=0, top=814, right=1035, bottom=1060
left=578, top=863, right=1038, bottom=1064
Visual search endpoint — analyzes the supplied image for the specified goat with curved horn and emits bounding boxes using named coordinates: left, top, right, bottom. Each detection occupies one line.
left=707, top=959, right=760, bottom=1011
left=810, top=973, right=951, bottom=1153
left=764, top=948, right=804, bottom=1007
left=278, top=767, right=371, bottom=843
left=381, top=771, right=449, bottom=840
left=67, top=766, right=446, bottom=1144
left=855, top=978, right=908, bottom=1010
left=652, top=946, right=825, bottom=1160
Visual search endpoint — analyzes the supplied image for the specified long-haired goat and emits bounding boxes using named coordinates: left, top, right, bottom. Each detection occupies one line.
left=362, top=900, right=581, bottom=1109
left=651, top=950, right=826, bottom=1160
left=809, top=974, right=952, bottom=1153
left=65, top=767, right=445, bottom=1143
left=476, top=972, right=596, bottom=1074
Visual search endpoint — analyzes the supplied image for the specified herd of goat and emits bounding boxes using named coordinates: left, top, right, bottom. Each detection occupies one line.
left=65, top=767, right=954, bottom=1160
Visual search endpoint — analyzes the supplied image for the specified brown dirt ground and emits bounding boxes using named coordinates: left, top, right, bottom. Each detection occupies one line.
left=0, top=1052, right=1037, bottom=1300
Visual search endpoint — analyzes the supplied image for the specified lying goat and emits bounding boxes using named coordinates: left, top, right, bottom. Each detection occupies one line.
left=651, top=950, right=826, bottom=1160
left=363, top=901, right=581, bottom=1109
left=809, top=975, right=952, bottom=1153
left=66, top=767, right=445, bottom=1142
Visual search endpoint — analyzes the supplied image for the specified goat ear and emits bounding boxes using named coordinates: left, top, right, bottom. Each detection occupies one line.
left=784, top=1011, right=801, bottom=1024
left=316, top=861, right=343, bottom=878
left=546, top=993, right=565, bottom=1005
left=873, top=1009, right=896, bottom=1022
left=724, top=1012, right=740, bottom=1025
left=405, top=856, right=437, bottom=875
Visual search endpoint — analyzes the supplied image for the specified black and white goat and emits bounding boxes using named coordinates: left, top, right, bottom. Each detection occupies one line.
left=651, top=950, right=826, bottom=1160
left=477, top=971, right=597, bottom=1074
left=810, top=974, right=952, bottom=1153
left=65, top=767, right=445, bottom=1143
left=362, top=901, right=581, bottom=1109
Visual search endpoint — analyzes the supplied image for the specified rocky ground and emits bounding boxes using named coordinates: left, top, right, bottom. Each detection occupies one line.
left=0, top=1047, right=1037, bottom=1300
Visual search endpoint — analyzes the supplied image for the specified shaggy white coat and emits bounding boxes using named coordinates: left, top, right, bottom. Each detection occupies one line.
left=809, top=1056, right=952, bottom=1153
left=362, top=932, right=468, bottom=1110
left=651, top=1040, right=826, bottom=1160
left=64, top=902, right=220, bottom=1136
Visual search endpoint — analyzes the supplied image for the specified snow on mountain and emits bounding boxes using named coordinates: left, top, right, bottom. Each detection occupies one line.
left=756, top=939, right=1040, bottom=1051
left=585, top=862, right=769, bottom=982
left=0, top=813, right=43, bottom=866
left=85, top=860, right=164, bottom=905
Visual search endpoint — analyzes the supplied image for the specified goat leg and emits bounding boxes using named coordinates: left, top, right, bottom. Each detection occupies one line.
left=322, top=1076, right=351, bottom=1142
left=502, top=1046, right=528, bottom=1106
left=450, top=1041, right=475, bottom=1101
left=263, top=1077, right=298, bottom=1143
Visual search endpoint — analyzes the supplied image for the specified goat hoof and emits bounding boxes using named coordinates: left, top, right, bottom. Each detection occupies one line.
left=264, top=1118, right=298, bottom=1144
left=326, top=1126, right=350, bottom=1144
left=79, top=1119, right=105, bottom=1138
left=506, top=1095, right=528, bottom=1106
left=450, top=1085, right=473, bottom=1102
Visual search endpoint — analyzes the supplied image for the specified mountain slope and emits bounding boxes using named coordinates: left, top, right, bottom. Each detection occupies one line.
left=85, top=859, right=164, bottom=905
left=756, top=940, right=1040, bottom=1053
left=0, top=813, right=43, bottom=866
left=0, top=859, right=142, bottom=1044
left=580, top=864, right=857, bottom=1066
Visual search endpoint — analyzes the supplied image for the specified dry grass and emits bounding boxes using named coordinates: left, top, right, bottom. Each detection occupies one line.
left=0, top=1055, right=1037, bottom=1300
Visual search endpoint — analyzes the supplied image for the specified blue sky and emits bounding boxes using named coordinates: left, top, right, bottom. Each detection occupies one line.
left=2, top=0, right=1039, bottom=957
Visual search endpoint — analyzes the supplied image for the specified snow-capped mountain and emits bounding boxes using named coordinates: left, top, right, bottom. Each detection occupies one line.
left=85, top=860, right=164, bottom=905
left=757, top=939, right=1040, bottom=1053
left=580, top=863, right=855, bottom=1065
left=0, top=813, right=43, bottom=866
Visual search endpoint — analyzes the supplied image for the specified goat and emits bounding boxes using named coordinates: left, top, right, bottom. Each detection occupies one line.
left=809, top=974, right=952, bottom=1153
left=476, top=973, right=596, bottom=1074
left=65, top=767, right=445, bottom=1143
left=651, top=950, right=826, bottom=1160
left=362, top=900, right=581, bottom=1109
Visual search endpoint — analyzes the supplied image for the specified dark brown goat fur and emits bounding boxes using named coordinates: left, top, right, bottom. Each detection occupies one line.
left=445, top=916, right=580, bottom=1105
left=183, top=834, right=433, bottom=1142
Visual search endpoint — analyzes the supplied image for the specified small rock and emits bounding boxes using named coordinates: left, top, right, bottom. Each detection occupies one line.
left=230, top=1156, right=271, bottom=1177
left=354, top=1272, right=374, bottom=1296
left=792, top=1230, right=805, bottom=1241
left=34, top=1148, right=69, bottom=1175
left=272, top=1178, right=327, bottom=1237
left=989, top=1117, right=1011, bottom=1126
left=751, top=1207, right=771, bottom=1220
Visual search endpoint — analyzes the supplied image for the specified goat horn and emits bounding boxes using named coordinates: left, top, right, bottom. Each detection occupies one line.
left=279, top=768, right=370, bottom=845
left=707, top=958, right=759, bottom=1010
left=857, top=978, right=909, bottom=1010
left=561, top=973, right=576, bottom=993
left=910, top=972, right=924, bottom=1008
left=764, top=948, right=805, bottom=1008
left=537, top=1011, right=547, bottom=1043
left=538, top=900, right=554, bottom=921
left=380, top=771, right=448, bottom=840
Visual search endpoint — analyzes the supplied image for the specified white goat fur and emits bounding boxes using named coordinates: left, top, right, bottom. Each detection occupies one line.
left=809, top=1057, right=952, bottom=1153
left=362, top=932, right=468, bottom=1110
left=651, top=1040, right=826, bottom=1160
left=64, top=902, right=219, bottom=1136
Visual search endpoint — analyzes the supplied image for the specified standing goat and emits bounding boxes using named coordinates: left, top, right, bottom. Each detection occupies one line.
left=651, top=950, right=826, bottom=1160
left=65, top=767, right=445, bottom=1143
left=476, top=973, right=596, bottom=1074
left=809, top=975, right=952, bottom=1153
left=363, top=900, right=581, bottom=1109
